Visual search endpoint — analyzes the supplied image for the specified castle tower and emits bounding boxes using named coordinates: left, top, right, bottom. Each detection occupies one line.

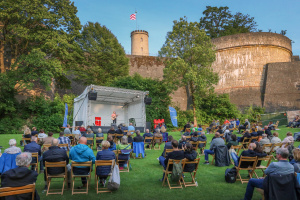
left=131, top=30, right=149, bottom=56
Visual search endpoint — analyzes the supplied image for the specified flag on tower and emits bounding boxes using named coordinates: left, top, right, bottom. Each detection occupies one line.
left=130, top=13, right=136, bottom=20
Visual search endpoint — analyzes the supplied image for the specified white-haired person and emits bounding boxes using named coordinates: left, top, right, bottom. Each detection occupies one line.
left=1, top=152, right=40, bottom=199
left=4, top=139, right=22, bottom=154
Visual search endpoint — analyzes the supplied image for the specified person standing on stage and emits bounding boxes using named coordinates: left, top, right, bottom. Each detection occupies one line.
left=111, top=111, right=118, bottom=124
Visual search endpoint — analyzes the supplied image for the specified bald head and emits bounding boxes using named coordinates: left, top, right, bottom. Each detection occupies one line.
left=215, top=132, right=220, bottom=138
left=52, top=138, right=59, bottom=146
left=79, top=137, right=87, bottom=145
left=248, top=143, right=256, bottom=150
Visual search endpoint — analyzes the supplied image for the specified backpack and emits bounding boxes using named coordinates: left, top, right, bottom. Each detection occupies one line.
left=225, top=167, right=237, bottom=183
left=107, top=164, right=120, bottom=191
left=170, top=160, right=183, bottom=182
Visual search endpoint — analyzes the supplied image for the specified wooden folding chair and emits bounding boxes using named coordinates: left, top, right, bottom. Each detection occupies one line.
left=95, top=160, right=115, bottom=194
left=42, top=144, right=51, bottom=152
left=114, top=134, right=123, bottom=144
left=269, top=143, right=282, bottom=160
left=86, top=138, right=94, bottom=149
left=230, top=145, right=242, bottom=165
left=189, top=141, right=199, bottom=152
left=164, top=149, right=174, bottom=158
left=162, top=159, right=185, bottom=189
left=235, top=156, right=258, bottom=184
left=30, top=152, right=39, bottom=173
left=0, top=183, right=35, bottom=200
left=253, top=156, right=272, bottom=178
left=185, top=136, right=192, bottom=141
left=65, top=134, right=75, bottom=146
left=71, top=161, right=92, bottom=195
left=256, top=188, right=265, bottom=200
left=58, top=143, right=69, bottom=150
left=240, top=137, right=251, bottom=149
left=198, top=141, right=206, bottom=155
left=144, top=137, right=153, bottom=150
left=262, top=143, right=273, bottom=154
left=45, top=161, right=67, bottom=195
left=250, top=136, right=259, bottom=142
left=108, top=133, right=116, bottom=140
left=23, top=138, right=31, bottom=145
left=153, top=137, right=163, bottom=150
left=182, top=158, right=200, bottom=187
left=116, top=150, right=132, bottom=172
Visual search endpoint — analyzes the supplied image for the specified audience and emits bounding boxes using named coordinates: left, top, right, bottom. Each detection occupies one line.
left=133, top=130, right=144, bottom=142
left=37, top=129, right=47, bottom=139
left=58, top=132, right=72, bottom=151
left=96, top=141, right=116, bottom=186
left=95, top=128, right=104, bottom=148
left=4, top=139, right=21, bottom=154
left=64, top=124, right=71, bottom=134
left=250, top=127, right=257, bottom=137
left=291, top=148, right=300, bottom=173
left=31, top=127, right=39, bottom=136
left=39, top=132, right=55, bottom=146
left=242, top=148, right=294, bottom=200
left=204, top=132, right=225, bottom=164
left=256, top=126, right=264, bottom=136
left=206, top=120, right=216, bottom=134
left=258, top=134, right=271, bottom=153
left=226, top=134, right=239, bottom=149
left=69, top=137, right=95, bottom=189
left=158, top=136, right=174, bottom=165
left=143, top=129, right=153, bottom=142
left=107, top=135, right=116, bottom=151
left=270, top=132, right=281, bottom=150
left=183, top=143, right=197, bottom=172
left=1, top=152, right=40, bottom=200
left=238, top=119, right=250, bottom=133
left=282, top=132, right=294, bottom=148
left=21, top=127, right=32, bottom=146
left=160, top=126, right=169, bottom=142
left=85, top=128, right=94, bottom=146
left=43, top=138, right=69, bottom=190
left=128, top=123, right=135, bottom=131
left=116, top=136, right=132, bottom=168
left=178, top=135, right=187, bottom=149
left=24, top=136, right=43, bottom=173
left=198, top=132, right=207, bottom=148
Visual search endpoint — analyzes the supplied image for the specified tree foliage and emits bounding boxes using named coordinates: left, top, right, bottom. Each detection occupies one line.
left=199, top=6, right=257, bottom=38
left=110, top=73, right=173, bottom=129
left=159, top=17, right=218, bottom=124
left=76, top=22, right=129, bottom=86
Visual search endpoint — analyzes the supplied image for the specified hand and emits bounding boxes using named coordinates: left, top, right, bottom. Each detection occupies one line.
left=258, top=177, right=265, bottom=179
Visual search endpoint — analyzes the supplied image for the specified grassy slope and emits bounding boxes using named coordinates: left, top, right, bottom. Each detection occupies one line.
left=0, top=126, right=299, bottom=200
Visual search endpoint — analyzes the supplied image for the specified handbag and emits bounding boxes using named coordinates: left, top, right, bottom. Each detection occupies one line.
left=107, top=162, right=120, bottom=191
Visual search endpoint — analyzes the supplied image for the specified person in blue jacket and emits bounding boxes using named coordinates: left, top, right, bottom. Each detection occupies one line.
left=69, top=137, right=95, bottom=189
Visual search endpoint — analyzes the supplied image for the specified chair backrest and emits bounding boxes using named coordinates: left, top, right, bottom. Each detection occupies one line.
left=198, top=141, right=206, bottom=146
left=270, top=143, right=283, bottom=153
left=251, top=136, right=259, bottom=141
left=231, top=145, right=242, bottom=155
left=256, top=156, right=272, bottom=167
left=164, top=149, right=174, bottom=157
left=185, top=136, right=192, bottom=140
left=45, top=161, right=67, bottom=176
left=183, top=158, right=200, bottom=172
left=71, top=161, right=92, bottom=168
left=58, top=143, right=69, bottom=150
left=144, top=137, right=153, bottom=142
left=43, top=144, right=51, bottom=148
left=262, top=143, right=273, bottom=152
left=95, top=137, right=104, bottom=144
left=237, top=156, right=258, bottom=169
left=0, top=183, right=35, bottom=200
left=165, top=159, right=186, bottom=172
left=153, top=137, right=162, bottom=143
left=31, top=152, right=39, bottom=162
left=65, top=134, right=74, bottom=138
left=128, top=131, right=135, bottom=134
left=95, top=160, right=115, bottom=167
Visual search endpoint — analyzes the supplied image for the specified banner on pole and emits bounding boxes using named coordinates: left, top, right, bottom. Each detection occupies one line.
left=63, top=103, right=68, bottom=127
left=169, top=106, right=178, bottom=127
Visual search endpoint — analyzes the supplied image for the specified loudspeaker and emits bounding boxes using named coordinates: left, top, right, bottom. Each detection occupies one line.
left=88, top=91, right=97, bottom=100
left=75, top=121, right=83, bottom=126
left=146, top=122, right=151, bottom=130
left=144, top=97, right=152, bottom=105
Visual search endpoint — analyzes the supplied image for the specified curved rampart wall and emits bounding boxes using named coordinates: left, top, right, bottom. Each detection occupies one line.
left=212, top=32, right=292, bottom=108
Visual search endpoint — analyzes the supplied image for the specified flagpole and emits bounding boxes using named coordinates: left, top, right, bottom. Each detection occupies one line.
left=135, top=10, right=137, bottom=30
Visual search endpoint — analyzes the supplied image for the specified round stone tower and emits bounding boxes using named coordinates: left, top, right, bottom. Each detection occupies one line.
left=211, top=32, right=292, bottom=108
left=131, top=30, right=149, bottom=56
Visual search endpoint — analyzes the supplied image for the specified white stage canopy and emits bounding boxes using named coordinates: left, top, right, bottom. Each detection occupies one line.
left=73, top=85, right=148, bottom=129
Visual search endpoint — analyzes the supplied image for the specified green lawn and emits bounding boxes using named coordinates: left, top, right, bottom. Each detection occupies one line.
left=0, top=126, right=299, bottom=200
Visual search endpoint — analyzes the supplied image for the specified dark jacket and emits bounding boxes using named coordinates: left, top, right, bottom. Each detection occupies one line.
left=257, top=131, right=264, bottom=136
left=133, top=135, right=144, bottom=142
left=238, top=149, right=267, bottom=168
left=24, top=141, right=42, bottom=162
left=31, top=131, right=38, bottom=136
left=198, top=135, right=207, bottom=148
left=184, top=150, right=197, bottom=172
left=265, top=129, right=272, bottom=137
left=96, top=150, right=116, bottom=176
left=107, top=130, right=116, bottom=134
left=42, top=146, right=69, bottom=175
left=143, top=132, right=153, bottom=143
left=263, top=173, right=300, bottom=200
left=1, top=167, right=40, bottom=200
left=161, top=141, right=172, bottom=156
left=178, top=140, right=187, bottom=149
left=214, top=145, right=230, bottom=167
left=164, top=150, right=185, bottom=169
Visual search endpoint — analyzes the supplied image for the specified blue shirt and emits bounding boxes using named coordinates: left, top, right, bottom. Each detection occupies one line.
left=128, top=125, right=135, bottom=131
left=265, top=160, right=294, bottom=175
left=58, top=136, right=72, bottom=151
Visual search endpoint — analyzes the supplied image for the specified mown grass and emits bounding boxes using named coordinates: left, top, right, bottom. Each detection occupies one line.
left=0, top=126, right=299, bottom=200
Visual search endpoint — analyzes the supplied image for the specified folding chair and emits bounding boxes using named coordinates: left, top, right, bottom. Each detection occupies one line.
left=182, top=158, right=200, bottom=187
left=30, top=152, right=39, bottom=173
left=86, top=138, right=94, bottom=149
left=250, top=136, right=259, bottom=142
left=58, top=143, right=70, bottom=156
left=162, top=159, right=185, bottom=189
left=230, top=145, right=242, bottom=165
left=95, top=160, right=114, bottom=194
left=23, top=138, right=31, bottom=145
left=114, top=134, right=123, bottom=144
left=65, top=134, right=75, bottom=146
left=45, top=161, right=67, bottom=195
left=235, top=156, right=258, bottom=184
left=189, top=141, right=199, bottom=152
left=0, top=183, right=35, bottom=200
left=253, top=156, right=272, bottom=178
left=153, top=137, right=163, bottom=150
left=164, top=149, right=174, bottom=158
left=108, top=133, right=116, bottom=140
left=198, top=141, right=206, bottom=155
left=262, top=143, right=273, bottom=154
left=144, top=137, right=153, bottom=150
left=71, top=161, right=92, bottom=195
left=240, top=137, right=251, bottom=149
left=116, top=150, right=132, bottom=172
left=95, top=137, right=104, bottom=150
left=256, top=188, right=265, bottom=200
left=185, top=136, right=192, bottom=141
left=42, top=144, right=51, bottom=152
left=269, top=143, right=282, bottom=160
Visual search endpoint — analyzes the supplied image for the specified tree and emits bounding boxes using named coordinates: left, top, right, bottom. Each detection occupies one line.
left=0, top=0, right=81, bottom=117
left=199, top=6, right=257, bottom=38
left=159, top=17, right=218, bottom=125
left=76, top=22, right=129, bottom=86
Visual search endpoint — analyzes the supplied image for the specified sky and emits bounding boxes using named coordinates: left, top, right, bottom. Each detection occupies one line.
left=72, top=0, right=300, bottom=56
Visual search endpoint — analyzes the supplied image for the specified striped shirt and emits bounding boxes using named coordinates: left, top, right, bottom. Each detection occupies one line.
left=58, top=136, right=71, bottom=151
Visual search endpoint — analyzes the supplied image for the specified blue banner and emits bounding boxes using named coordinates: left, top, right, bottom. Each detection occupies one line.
left=63, top=103, right=68, bottom=127
left=169, top=106, right=178, bottom=127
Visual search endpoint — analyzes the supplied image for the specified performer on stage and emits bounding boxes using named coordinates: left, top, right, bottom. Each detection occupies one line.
left=111, top=111, right=118, bottom=124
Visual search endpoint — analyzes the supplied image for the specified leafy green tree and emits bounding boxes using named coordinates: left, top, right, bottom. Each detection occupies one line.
left=159, top=17, right=218, bottom=125
left=110, top=73, right=173, bottom=129
left=199, top=6, right=257, bottom=38
left=76, top=22, right=129, bottom=86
